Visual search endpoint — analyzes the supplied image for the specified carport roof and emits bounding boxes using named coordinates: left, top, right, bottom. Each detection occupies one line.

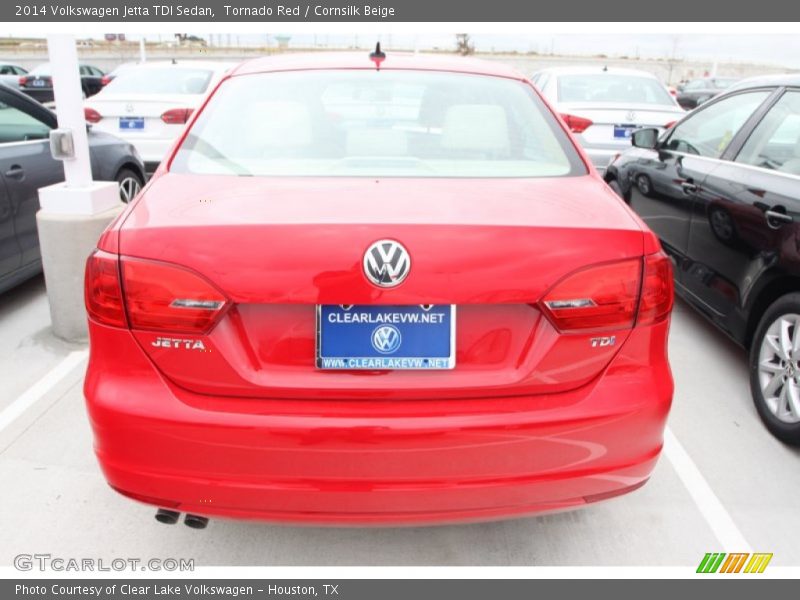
left=230, top=52, right=527, bottom=80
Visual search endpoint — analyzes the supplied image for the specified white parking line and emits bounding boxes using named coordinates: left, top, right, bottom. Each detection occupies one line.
left=0, top=349, right=88, bottom=434
left=663, top=426, right=751, bottom=553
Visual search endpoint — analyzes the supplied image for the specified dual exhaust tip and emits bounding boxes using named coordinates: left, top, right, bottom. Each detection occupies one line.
left=155, top=508, right=208, bottom=529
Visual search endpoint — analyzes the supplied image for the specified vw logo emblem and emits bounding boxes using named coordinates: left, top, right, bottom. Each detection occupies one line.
left=363, top=240, right=411, bottom=288
left=125, top=103, right=134, bottom=114
left=371, top=325, right=402, bottom=354
left=626, top=110, right=636, bottom=121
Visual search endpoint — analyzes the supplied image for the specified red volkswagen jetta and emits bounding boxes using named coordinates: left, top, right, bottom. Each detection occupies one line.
left=84, top=52, right=674, bottom=527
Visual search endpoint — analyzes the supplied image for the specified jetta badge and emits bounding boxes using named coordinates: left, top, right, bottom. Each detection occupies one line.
left=363, top=240, right=411, bottom=287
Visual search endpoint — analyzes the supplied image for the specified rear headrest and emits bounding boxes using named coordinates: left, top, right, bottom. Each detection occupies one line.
left=346, top=128, right=408, bottom=157
left=441, top=104, right=509, bottom=153
left=244, top=101, right=313, bottom=148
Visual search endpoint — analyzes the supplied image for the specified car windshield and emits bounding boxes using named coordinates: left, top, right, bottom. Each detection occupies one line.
left=712, top=78, right=737, bottom=89
left=171, top=70, right=581, bottom=178
left=27, top=63, right=92, bottom=77
left=103, top=67, right=216, bottom=95
left=29, top=63, right=53, bottom=76
left=557, top=74, right=674, bottom=105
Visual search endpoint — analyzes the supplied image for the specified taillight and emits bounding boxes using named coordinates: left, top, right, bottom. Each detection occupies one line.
left=100, top=75, right=112, bottom=86
left=540, top=253, right=674, bottom=333
left=84, top=107, right=102, bottom=123
left=121, top=258, right=228, bottom=334
left=85, top=250, right=126, bottom=328
left=18, top=76, right=27, bottom=86
left=541, top=258, right=641, bottom=333
left=161, top=108, right=194, bottom=125
left=664, top=120, right=677, bottom=129
left=560, top=113, right=593, bottom=134
left=637, top=252, right=674, bottom=326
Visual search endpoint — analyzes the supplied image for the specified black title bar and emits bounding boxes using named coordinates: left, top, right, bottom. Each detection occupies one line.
left=4, top=0, right=800, bottom=22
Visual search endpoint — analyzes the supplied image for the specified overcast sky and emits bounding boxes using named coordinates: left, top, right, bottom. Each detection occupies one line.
left=5, top=32, right=800, bottom=69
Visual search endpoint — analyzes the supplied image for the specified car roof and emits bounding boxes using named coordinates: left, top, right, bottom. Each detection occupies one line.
left=726, top=73, right=800, bottom=91
left=532, top=66, right=660, bottom=79
left=121, top=60, right=236, bottom=71
left=231, top=52, right=526, bottom=80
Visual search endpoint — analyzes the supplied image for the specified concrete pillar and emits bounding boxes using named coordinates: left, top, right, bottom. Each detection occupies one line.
left=37, top=205, right=123, bottom=341
left=38, top=34, right=123, bottom=342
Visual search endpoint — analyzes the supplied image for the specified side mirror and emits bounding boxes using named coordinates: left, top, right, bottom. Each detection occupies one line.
left=632, top=128, right=660, bottom=150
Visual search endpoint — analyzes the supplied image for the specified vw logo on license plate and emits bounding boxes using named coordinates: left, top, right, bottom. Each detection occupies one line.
left=371, top=324, right=402, bottom=354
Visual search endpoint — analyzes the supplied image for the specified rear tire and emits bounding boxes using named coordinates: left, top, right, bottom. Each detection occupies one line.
left=749, top=293, right=800, bottom=445
left=116, top=168, right=143, bottom=203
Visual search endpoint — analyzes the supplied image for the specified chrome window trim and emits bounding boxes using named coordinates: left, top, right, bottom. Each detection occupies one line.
left=0, top=138, right=49, bottom=148
left=664, top=148, right=800, bottom=182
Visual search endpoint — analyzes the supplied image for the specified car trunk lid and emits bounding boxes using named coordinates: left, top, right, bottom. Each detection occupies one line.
left=118, top=173, right=647, bottom=399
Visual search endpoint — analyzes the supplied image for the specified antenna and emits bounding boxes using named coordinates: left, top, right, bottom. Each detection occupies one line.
left=369, top=42, right=386, bottom=70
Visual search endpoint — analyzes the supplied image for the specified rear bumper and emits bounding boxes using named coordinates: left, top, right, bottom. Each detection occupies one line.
left=85, top=319, right=673, bottom=525
left=21, top=88, right=54, bottom=104
left=89, top=126, right=171, bottom=165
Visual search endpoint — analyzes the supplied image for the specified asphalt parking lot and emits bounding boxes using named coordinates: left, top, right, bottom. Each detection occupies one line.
left=1, top=275, right=798, bottom=567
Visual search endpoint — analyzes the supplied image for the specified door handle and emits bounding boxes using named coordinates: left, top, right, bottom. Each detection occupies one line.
left=680, top=181, right=698, bottom=194
left=4, top=165, right=24, bottom=179
left=765, top=209, right=793, bottom=229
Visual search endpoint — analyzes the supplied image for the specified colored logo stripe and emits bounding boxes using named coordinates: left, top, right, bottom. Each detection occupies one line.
left=697, top=553, right=726, bottom=573
left=744, top=553, right=773, bottom=573
left=720, top=553, right=749, bottom=573
left=697, top=552, right=773, bottom=573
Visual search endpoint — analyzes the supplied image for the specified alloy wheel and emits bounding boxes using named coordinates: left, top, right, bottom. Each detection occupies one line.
left=758, top=313, right=800, bottom=424
left=119, top=176, right=142, bottom=203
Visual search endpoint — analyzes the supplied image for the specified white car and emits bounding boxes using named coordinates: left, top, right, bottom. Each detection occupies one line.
left=0, top=61, right=28, bottom=89
left=83, top=60, right=235, bottom=172
left=531, top=66, right=685, bottom=173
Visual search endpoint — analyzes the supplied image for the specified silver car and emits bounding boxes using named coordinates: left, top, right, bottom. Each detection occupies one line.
left=532, top=66, right=685, bottom=173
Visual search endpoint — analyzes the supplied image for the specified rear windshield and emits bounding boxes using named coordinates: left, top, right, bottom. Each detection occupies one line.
left=557, top=74, right=674, bottom=105
left=103, top=67, right=215, bottom=95
left=170, top=70, right=584, bottom=178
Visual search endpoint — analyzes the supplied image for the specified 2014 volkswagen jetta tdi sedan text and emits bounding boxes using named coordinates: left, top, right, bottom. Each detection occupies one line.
left=83, top=53, right=675, bottom=526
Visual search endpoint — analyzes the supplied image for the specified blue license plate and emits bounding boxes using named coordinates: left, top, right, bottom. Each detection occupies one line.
left=317, top=304, right=455, bottom=370
left=119, top=117, right=144, bottom=130
left=614, top=124, right=638, bottom=139
left=32, top=79, right=46, bottom=87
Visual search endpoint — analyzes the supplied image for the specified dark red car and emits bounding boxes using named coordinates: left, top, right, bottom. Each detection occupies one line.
left=83, top=52, right=674, bottom=527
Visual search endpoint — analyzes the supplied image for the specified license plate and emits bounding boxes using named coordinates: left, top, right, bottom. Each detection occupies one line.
left=119, top=117, right=144, bottom=130
left=32, top=79, right=46, bottom=87
left=316, top=304, right=455, bottom=370
left=614, top=124, right=639, bottom=139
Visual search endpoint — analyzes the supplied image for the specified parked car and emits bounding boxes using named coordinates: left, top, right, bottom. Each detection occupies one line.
left=531, top=66, right=685, bottom=173
left=84, top=52, right=674, bottom=527
left=19, top=62, right=105, bottom=104
left=676, top=77, right=739, bottom=110
left=0, top=85, right=145, bottom=294
left=0, top=62, right=28, bottom=89
left=605, top=74, right=800, bottom=444
left=83, top=60, right=234, bottom=173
